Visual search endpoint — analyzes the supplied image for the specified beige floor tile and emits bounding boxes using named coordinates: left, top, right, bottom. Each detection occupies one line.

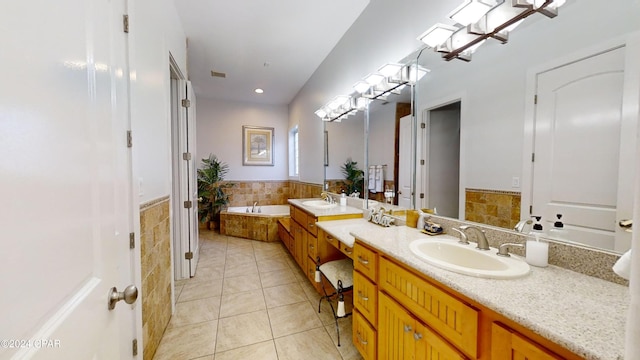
left=168, top=296, right=221, bottom=328
left=215, top=310, right=273, bottom=353
left=274, top=327, right=342, bottom=360
left=224, top=261, right=258, bottom=278
left=219, top=288, right=266, bottom=318
left=259, top=268, right=298, bottom=288
left=212, top=340, right=278, bottom=360
left=300, top=279, right=323, bottom=302
left=325, top=317, right=362, bottom=359
left=257, top=258, right=291, bottom=273
left=194, top=263, right=225, bottom=280
left=152, top=321, right=217, bottom=360
left=263, top=283, right=309, bottom=308
left=316, top=298, right=338, bottom=326
left=222, top=273, right=262, bottom=295
left=178, top=278, right=223, bottom=302
left=268, top=301, right=323, bottom=338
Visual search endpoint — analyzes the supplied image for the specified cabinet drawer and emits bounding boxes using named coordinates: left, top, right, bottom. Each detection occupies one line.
left=306, top=213, right=318, bottom=237
left=339, top=242, right=354, bottom=259
left=353, top=242, right=378, bottom=282
left=353, top=310, right=377, bottom=360
left=379, top=257, right=478, bottom=359
left=323, top=231, right=340, bottom=249
left=307, top=234, right=318, bottom=260
left=293, top=206, right=307, bottom=226
left=353, top=270, right=377, bottom=328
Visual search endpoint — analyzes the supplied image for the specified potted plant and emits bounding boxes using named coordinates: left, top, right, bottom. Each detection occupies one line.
left=341, top=158, right=364, bottom=197
left=197, top=154, right=235, bottom=229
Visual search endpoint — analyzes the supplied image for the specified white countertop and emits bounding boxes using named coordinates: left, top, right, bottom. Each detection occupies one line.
left=288, top=198, right=363, bottom=218
left=317, top=219, right=629, bottom=360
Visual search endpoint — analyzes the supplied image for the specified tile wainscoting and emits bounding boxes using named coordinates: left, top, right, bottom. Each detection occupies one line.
left=140, top=196, right=172, bottom=360
left=465, top=188, right=521, bottom=230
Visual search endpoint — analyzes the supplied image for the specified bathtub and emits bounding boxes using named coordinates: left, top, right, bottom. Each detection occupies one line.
left=220, top=205, right=290, bottom=242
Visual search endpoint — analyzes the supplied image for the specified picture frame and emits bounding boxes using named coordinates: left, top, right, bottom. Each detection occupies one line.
left=242, top=126, right=274, bottom=166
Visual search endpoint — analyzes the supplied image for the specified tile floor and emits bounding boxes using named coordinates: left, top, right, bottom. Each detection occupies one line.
left=152, top=230, right=363, bottom=360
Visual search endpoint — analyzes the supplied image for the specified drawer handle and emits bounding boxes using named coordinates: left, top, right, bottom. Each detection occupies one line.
left=309, top=244, right=314, bottom=249
left=357, top=256, right=369, bottom=265
left=308, top=223, right=315, bottom=227
left=403, top=325, right=412, bottom=333
left=357, top=291, right=369, bottom=301
left=356, top=332, right=368, bottom=345
left=344, top=248, right=353, bottom=254
left=413, top=332, right=423, bottom=341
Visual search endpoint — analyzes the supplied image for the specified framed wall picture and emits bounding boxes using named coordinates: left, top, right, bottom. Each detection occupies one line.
left=242, top=126, right=274, bottom=166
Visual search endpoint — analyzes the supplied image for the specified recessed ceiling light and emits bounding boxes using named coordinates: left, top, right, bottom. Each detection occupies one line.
left=254, top=88, right=264, bottom=94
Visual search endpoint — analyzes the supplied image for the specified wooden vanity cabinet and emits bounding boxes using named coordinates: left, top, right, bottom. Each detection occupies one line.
left=352, top=240, right=577, bottom=360
left=287, top=203, right=360, bottom=294
left=491, top=323, right=562, bottom=360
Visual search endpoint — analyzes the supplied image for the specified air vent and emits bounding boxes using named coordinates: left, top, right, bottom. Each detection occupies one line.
left=211, top=71, right=226, bottom=78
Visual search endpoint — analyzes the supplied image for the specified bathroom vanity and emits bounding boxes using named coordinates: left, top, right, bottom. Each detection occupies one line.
left=316, top=218, right=628, bottom=360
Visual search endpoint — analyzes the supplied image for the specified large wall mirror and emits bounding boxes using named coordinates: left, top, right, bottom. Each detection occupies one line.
left=321, top=0, right=638, bottom=254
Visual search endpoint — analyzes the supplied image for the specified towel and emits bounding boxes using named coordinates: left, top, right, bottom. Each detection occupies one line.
left=613, top=249, right=631, bottom=280
left=375, top=165, right=384, bottom=193
left=368, top=166, right=376, bottom=191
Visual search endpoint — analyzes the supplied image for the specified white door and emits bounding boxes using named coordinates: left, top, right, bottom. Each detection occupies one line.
left=0, top=0, right=137, bottom=358
left=398, top=115, right=414, bottom=208
left=532, top=46, right=635, bottom=251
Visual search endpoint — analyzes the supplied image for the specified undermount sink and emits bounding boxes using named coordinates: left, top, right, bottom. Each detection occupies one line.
left=302, top=199, right=337, bottom=209
left=409, top=238, right=530, bottom=279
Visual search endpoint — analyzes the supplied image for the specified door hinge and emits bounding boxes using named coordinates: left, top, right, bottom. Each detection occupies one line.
left=534, top=95, right=538, bottom=104
left=183, top=152, right=192, bottom=160
left=419, top=193, right=424, bottom=199
left=123, top=15, right=129, bottom=33
left=127, top=130, right=133, bottom=148
left=420, top=123, right=426, bottom=129
left=181, top=99, right=191, bottom=108
left=184, top=200, right=193, bottom=209
left=132, top=339, right=138, bottom=356
left=529, top=205, right=533, bottom=214
left=129, top=233, right=135, bottom=249
left=420, top=159, right=425, bottom=165
left=185, top=252, right=194, bottom=260
left=531, top=153, right=535, bottom=162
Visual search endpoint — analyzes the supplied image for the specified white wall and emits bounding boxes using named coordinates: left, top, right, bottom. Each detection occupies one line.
left=129, top=0, right=187, bottom=203
left=197, top=97, right=289, bottom=181
left=290, top=0, right=640, bottom=192
left=369, top=103, right=397, bottom=181
left=415, top=0, right=640, bottom=191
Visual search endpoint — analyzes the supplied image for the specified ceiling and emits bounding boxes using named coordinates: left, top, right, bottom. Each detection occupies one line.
left=173, top=0, right=370, bottom=105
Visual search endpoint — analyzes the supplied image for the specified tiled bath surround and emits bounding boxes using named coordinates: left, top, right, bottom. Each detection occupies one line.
left=220, top=212, right=281, bottom=242
left=140, top=196, right=173, bottom=359
left=465, top=188, right=521, bottom=230
left=223, top=180, right=323, bottom=207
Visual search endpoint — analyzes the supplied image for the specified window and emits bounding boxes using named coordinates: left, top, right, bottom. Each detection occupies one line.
left=289, top=126, right=299, bottom=177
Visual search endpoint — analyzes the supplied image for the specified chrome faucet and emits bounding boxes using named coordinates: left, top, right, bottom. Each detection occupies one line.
left=450, top=228, right=469, bottom=245
left=514, top=219, right=533, bottom=233
left=320, top=192, right=335, bottom=204
left=252, top=201, right=258, bottom=213
left=497, top=243, right=525, bottom=257
left=459, top=225, right=490, bottom=251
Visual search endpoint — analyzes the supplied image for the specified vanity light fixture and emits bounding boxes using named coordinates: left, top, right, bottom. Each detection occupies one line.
left=449, top=0, right=496, bottom=26
left=254, top=88, right=264, bottom=94
left=316, top=63, right=430, bottom=122
left=419, top=0, right=566, bottom=61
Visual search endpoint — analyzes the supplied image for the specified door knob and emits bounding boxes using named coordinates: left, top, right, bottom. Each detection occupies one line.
left=108, top=285, right=138, bottom=310
left=619, top=219, right=632, bottom=233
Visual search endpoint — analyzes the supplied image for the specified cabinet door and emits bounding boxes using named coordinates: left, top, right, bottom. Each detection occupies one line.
left=378, top=292, right=416, bottom=360
left=414, top=322, right=466, bottom=360
left=492, top=323, right=562, bottom=360
left=354, top=309, right=377, bottom=360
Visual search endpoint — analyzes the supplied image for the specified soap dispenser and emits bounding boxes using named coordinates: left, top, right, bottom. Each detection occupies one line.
left=548, top=214, right=568, bottom=241
left=339, top=191, right=347, bottom=207
left=526, top=216, right=549, bottom=267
